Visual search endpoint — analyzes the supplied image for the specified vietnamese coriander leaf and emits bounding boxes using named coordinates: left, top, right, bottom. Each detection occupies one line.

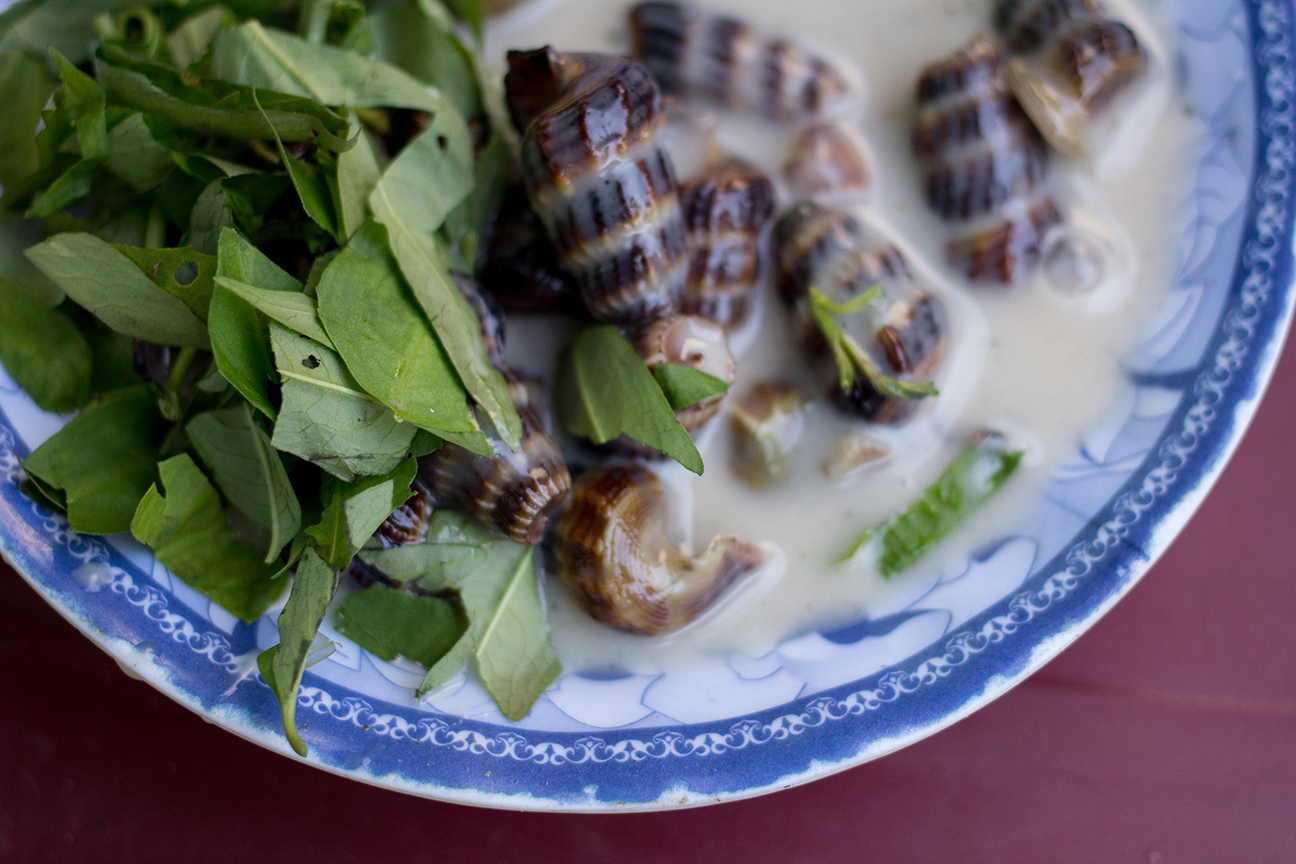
left=0, top=275, right=92, bottom=413
left=316, top=220, right=478, bottom=436
left=555, top=325, right=704, bottom=475
left=187, top=402, right=301, bottom=563
left=22, top=386, right=165, bottom=533
left=25, top=233, right=210, bottom=349
left=210, top=20, right=442, bottom=113
left=131, top=454, right=286, bottom=621
left=846, top=436, right=1025, bottom=576
left=367, top=93, right=522, bottom=450
left=653, top=364, right=729, bottom=412
left=267, top=323, right=415, bottom=481
left=809, top=287, right=939, bottom=402
left=257, top=547, right=338, bottom=756
left=334, top=583, right=462, bottom=667
left=93, top=44, right=352, bottom=150
left=305, top=456, right=417, bottom=568
left=209, top=228, right=304, bottom=419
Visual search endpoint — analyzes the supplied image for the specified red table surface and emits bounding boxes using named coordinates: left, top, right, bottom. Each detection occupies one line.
left=3, top=338, right=1296, bottom=864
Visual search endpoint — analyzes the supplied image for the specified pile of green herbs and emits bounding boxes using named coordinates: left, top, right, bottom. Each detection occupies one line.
left=0, top=0, right=570, bottom=755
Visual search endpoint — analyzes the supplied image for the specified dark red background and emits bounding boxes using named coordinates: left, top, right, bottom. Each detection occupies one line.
left=3, top=334, right=1296, bottom=863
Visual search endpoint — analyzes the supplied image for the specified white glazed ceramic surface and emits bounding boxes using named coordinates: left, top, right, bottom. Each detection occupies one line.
left=2, top=0, right=1294, bottom=811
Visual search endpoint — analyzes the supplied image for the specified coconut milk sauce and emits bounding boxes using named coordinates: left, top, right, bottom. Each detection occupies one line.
left=485, top=0, right=1198, bottom=672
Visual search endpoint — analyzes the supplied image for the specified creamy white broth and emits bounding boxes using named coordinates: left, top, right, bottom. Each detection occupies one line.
left=485, top=0, right=1198, bottom=672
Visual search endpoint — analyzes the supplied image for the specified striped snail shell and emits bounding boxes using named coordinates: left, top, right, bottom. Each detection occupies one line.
left=628, top=311, right=736, bottom=432
left=678, top=158, right=776, bottom=330
left=947, top=197, right=1063, bottom=284
left=507, top=47, right=688, bottom=324
left=479, top=185, right=581, bottom=315
left=783, top=120, right=873, bottom=200
left=420, top=367, right=572, bottom=547
left=996, top=0, right=1149, bottom=156
left=773, top=202, right=947, bottom=424
left=554, top=463, right=766, bottom=635
left=628, top=1, right=857, bottom=121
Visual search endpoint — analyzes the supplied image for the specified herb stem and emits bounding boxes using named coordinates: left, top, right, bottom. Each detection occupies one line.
left=166, top=345, right=199, bottom=393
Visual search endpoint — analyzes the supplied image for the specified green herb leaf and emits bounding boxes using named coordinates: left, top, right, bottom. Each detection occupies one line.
left=213, top=275, right=331, bottom=347
left=0, top=276, right=92, bottom=413
left=316, top=220, right=478, bottom=435
left=809, top=287, right=939, bottom=402
left=305, top=456, right=416, bottom=568
left=49, top=47, right=108, bottom=161
left=187, top=402, right=302, bottom=562
left=257, top=546, right=338, bottom=756
left=188, top=180, right=237, bottom=256
left=112, top=244, right=217, bottom=323
left=0, top=50, right=54, bottom=190
left=555, top=325, right=704, bottom=475
left=25, top=233, right=210, bottom=349
left=102, top=113, right=174, bottom=192
left=209, top=228, right=304, bottom=419
left=335, top=123, right=381, bottom=239
left=267, top=323, right=416, bottom=481
left=358, top=541, right=484, bottom=584
left=210, top=20, right=442, bottom=112
left=653, top=363, right=729, bottom=412
left=369, top=0, right=482, bottom=119
left=441, top=129, right=512, bottom=268
left=93, top=45, right=352, bottom=150
left=22, top=386, right=166, bottom=533
left=846, top=436, right=1025, bottom=575
left=131, top=453, right=285, bottom=621
left=334, top=583, right=462, bottom=666
left=0, top=0, right=141, bottom=64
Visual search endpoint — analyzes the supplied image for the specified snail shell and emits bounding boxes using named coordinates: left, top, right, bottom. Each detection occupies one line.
left=628, top=1, right=857, bottom=121
left=628, top=311, right=736, bottom=432
left=420, top=367, right=572, bottom=546
left=507, top=47, right=688, bottom=324
left=995, top=0, right=1102, bottom=53
left=375, top=485, right=434, bottom=548
left=783, top=120, right=873, bottom=200
left=947, top=197, right=1063, bottom=285
left=452, top=273, right=507, bottom=365
left=773, top=202, right=947, bottom=424
left=678, top=158, right=776, bottom=330
left=730, top=382, right=806, bottom=488
left=912, top=35, right=1049, bottom=222
left=479, top=185, right=581, bottom=315
left=554, top=463, right=766, bottom=635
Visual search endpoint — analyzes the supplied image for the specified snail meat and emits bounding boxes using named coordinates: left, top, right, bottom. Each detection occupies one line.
left=627, top=311, right=736, bottom=433
left=628, top=1, right=857, bottom=120
left=730, top=382, right=806, bottom=488
left=554, top=463, right=766, bottom=635
left=783, top=120, right=873, bottom=200
left=507, top=47, right=689, bottom=324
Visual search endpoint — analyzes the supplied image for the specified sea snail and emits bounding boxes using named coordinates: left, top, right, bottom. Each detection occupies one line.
left=628, top=1, right=858, bottom=120
left=773, top=201, right=947, bottom=424
left=554, top=463, right=767, bottom=635
left=628, top=311, right=737, bottom=433
left=506, top=47, right=689, bottom=324
left=912, top=35, right=1062, bottom=284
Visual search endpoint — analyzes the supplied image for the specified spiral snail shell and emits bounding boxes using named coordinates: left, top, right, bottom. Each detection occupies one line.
left=995, top=0, right=1150, bottom=157
left=678, top=158, right=776, bottom=330
left=628, top=311, right=736, bottom=432
left=773, top=202, right=947, bottom=424
left=507, top=47, right=688, bottom=324
left=554, top=463, right=766, bottom=635
left=628, top=1, right=857, bottom=121
left=913, top=36, right=1061, bottom=284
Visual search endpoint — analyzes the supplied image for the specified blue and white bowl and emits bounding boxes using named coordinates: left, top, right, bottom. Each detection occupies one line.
left=2, top=0, right=1294, bottom=811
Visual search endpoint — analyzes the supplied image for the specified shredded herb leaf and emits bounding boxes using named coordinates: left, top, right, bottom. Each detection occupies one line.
left=809, top=286, right=939, bottom=401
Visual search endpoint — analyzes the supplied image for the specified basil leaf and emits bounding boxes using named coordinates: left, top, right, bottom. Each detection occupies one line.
left=305, top=456, right=416, bottom=568
left=554, top=325, right=704, bottom=475
left=334, top=583, right=462, bottom=666
left=0, top=50, right=54, bottom=189
left=214, top=276, right=331, bottom=347
left=0, top=276, right=92, bottom=413
left=93, top=45, right=352, bottom=151
left=103, top=113, right=174, bottom=192
left=210, top=20, right=442, bottom=112
left=336, top=124, right=381, bottom=239
left=847, top=437, right=1025, bottom=575
left=370, top=108, right=522, bottom=448
left=22, top=387, right=166, bottom=534
left=473, top=545, right=560, bottom=721
left=257, top=547, right=337, bottom=756
left=653, top=364, right=729, bottom=412
left=316, top=220, right=478, bottom=435
left=267, top=323, right=415, bottom=481
left=131, top=453, right=285, bottom=621
left=112, top=244, right=217, bottom=322
left=187, top=402, right=301, bottom=562
left=209, top=228, right=303, bottom=419
left=26, top=233, right=211, bottom=349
